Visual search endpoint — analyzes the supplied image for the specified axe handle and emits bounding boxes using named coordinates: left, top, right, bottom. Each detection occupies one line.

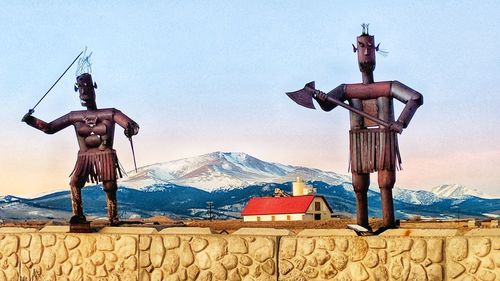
left=324, top=95, right=391, bottom=127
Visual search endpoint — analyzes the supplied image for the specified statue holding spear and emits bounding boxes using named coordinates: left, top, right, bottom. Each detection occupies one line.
left=22, top=51, right=139, bottom=229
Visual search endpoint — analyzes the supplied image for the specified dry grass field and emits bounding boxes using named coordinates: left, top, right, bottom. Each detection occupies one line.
left=1, top=217, right=493, bottom=235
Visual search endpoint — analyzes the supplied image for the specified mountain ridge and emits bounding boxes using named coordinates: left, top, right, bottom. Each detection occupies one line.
left=1, top=151, right=498, bottom=220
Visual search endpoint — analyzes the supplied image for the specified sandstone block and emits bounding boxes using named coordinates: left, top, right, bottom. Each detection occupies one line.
left=262, top=259, right=275, bottom=275
left=42, top=234, right=56, bottom=247
left=304, top=266, right=318, bottom=278
left=163, top=236, right=180, bottom=250
left=229, top=269, right=243, bottom=281
left=279, top=259, right=294, bottom=275
left=366, top=237, right=386, bottom=249
left=116, top=236, right=137, bottom=259
left=477, top=269, right=497, bottom=281
left=197, top=252, right=211, bottom=270
left=316, top=237, right=335, bottom=251
left=0, top=235, right=18, bottom=257
left=336, top=237, right=349, bottom=252
left=96, top=235, right=114, bottom=251
left=349, top=262, right=369, bottom=281
left=191, top=238, right=208, bottom=253
left=20, top=234, right=32, bottom=248
left=41, top=248, right=56, bottom=270
left=213, top=262, right=227, bottom=280
left=426, top=264, right=443, bottom=281
left=448, top=261, right=466, bottom=279
left=253, top=238, right=274, bottom=262
left=297, top=238, right=315, bottom=256
left=55, top=240, right=69, bottom=263
left=330, top=252, right=348, bottom=271
left=319, top=263, right=337, bottom=279
left=363, top=250, right=379, bottom=268
left=427, top=239, right=444, bottom=263
left=280, top=238, right=296, bottom=259
left=472, top=238, right=491, bottom=257
left=228, top=237, right=248, bottom=254
left=448, top=237, right=468, bottom=262
left=187, top=265, right=200, bottom=280
left=221, top=254, right=238, bottom=270
left=410, top=239, right=427, bottom=263
left=349, top=239, right=369, bottom=261
left=65, top=235, right=81, bottom=250
left=206, top=239, right=228, bottom=261
left=29, top=234, right=43, bottom=264
left=180, top=241, right=195, bottom=267
left=163, top=252, right=180, bottom=274
left=150, top=236, right=165, bottom=268
left=140, top=236, right=152, bottom=251
left=240, top=255, right=253, bottom=266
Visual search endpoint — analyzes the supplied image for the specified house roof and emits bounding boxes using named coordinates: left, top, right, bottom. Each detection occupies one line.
left=241, top=195, right=317, bottom=216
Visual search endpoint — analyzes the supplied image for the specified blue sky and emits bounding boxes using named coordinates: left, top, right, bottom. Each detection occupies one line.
left=1, top=1, right=499, bottom=196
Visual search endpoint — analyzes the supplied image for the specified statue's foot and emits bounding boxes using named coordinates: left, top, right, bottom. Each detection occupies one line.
left=70, top=215, right=87, bottom=224
left=109, top=218, right=121, bottom=226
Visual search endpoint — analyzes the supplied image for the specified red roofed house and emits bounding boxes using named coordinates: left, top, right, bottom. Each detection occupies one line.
left=241, top=178, right=333, bottom=222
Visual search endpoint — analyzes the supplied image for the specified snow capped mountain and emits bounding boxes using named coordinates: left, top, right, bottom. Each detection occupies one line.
left=120, top=151, right=350, bottom=192
left=392, top=188, right=443, bottom=205
left=431, top=184, right=496, bottom=199
left=0, top=195, right=20, bottom=203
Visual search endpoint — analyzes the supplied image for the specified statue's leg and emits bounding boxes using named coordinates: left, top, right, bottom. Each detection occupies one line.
left=378, top=170, right=396, bottom=228
left=103, top=180, right=119, bottom=226
left=69, top=175, right=86, bottom=222
left=352, top=172, right=370, bottom=229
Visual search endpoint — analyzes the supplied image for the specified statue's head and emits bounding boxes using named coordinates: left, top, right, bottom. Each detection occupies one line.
left=75, top=73, right=97, bottom=108
left=352, top=24, right=380, bottom=73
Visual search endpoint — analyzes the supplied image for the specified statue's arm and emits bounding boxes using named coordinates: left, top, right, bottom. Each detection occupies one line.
left=390, top=81, right=424, bottom=129
left=113, top=109, right=139, bottom=138
left=314, top=84, right=347, bottom=111
left=22, top=111, right=72, bottom=134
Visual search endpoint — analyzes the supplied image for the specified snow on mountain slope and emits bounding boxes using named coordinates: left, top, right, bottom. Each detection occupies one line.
left=120, top=151, right=350, bottom=192
left=431, top=184, right=496, bottom=199
left=392, top=188, right=443, bottom=205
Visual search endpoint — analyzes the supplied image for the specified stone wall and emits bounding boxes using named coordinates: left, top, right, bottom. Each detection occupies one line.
left=0, top=227, right=498, bottom=281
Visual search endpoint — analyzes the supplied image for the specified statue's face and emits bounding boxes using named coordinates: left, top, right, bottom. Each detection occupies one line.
left=356, top=35, right=376, bottom=73
left=75, top=74, right=95, bottom=107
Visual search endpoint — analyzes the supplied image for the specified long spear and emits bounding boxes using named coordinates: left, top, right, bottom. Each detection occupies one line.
left=29, top=50, right=84, bottom=113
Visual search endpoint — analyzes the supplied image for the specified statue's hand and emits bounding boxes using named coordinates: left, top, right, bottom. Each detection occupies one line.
left=389, top=121, right=404, bottom=134
left=21, top=109, right=34, bottom=122
left=314, top=90, right=329, bottom=102
left=124, top=122, right=139, bottom=138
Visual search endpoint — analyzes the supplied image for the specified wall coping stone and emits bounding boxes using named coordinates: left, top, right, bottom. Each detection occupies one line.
left=159, top=227, right=212, bottom=234
left=379, top=228, right=458, bottom=237
left=0, top=227, right=38, bottom=233
left=232, top=227, right=292, bottom=236
left=99, top=226, right=158, bottom=234
left=297, top=229, right=357, bottom=236
left=464, top=228, right=500, bottom=236
left=39, top=225, right=70, bottom=233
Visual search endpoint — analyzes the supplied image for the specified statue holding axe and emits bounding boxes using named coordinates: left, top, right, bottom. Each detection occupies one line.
left=287, top=24, right=423, bottom=230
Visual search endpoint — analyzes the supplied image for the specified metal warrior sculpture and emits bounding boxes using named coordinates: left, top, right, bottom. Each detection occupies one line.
left=22, top=52, right=139, bottom=226
left=286, top=24, right=423, bottom=229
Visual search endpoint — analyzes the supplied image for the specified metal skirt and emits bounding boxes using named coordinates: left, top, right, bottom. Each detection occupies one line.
left=70, top=149, right=123, bottom=183
left=349, top=128, right=402, bottom=173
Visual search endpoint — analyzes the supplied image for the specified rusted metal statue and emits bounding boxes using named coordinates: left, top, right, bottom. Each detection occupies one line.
left=287, top=24, right=423, bottom=229
left=22, top=68, right=139, bottom=227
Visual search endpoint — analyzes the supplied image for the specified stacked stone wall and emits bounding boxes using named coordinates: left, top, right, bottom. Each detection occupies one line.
left=0, top=227, right=498, bottom=281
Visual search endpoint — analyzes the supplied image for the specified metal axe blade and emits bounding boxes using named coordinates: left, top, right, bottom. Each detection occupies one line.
left=285, top=81, right=317, bottom=109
